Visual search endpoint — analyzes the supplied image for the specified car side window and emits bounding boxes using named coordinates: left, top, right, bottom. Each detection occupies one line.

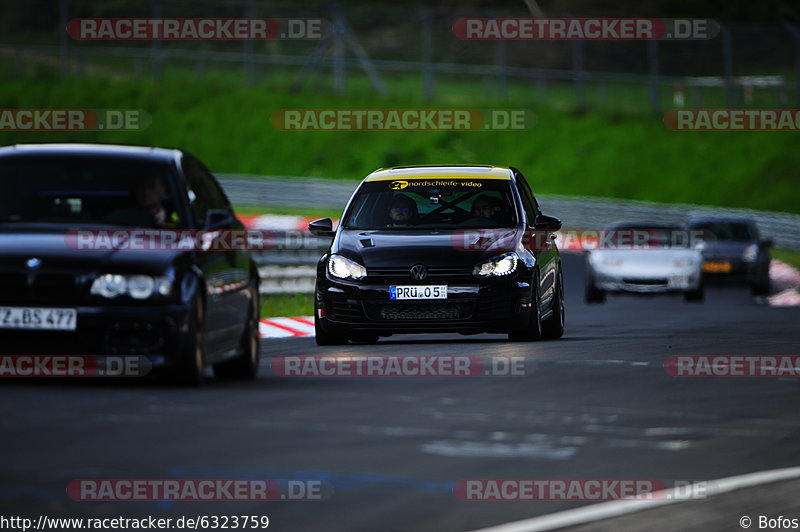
left=182, top=156, right=229, bottom=225
left=514, top=171, right=539, bottom=225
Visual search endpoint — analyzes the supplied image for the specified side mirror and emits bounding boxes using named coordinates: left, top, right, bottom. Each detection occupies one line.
left=204, top=208, right=234, bottom=230
left=761, top=238, right=774, bottom=249
left=309, top=218, right=336, bottom=237
left=533, top=214, right=562, bottom=231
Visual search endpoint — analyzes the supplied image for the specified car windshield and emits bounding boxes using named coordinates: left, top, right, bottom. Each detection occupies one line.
left=0, top=156, right=182, bottom=228
left=604, top=224, right=687, bottom=248
left=344, top=177, right=517, bottom=230
left=690, top=221, right=755, bottom=242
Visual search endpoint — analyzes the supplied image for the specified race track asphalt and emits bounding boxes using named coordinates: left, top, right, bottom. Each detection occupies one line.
left=1, top=254, right=799, bottom=532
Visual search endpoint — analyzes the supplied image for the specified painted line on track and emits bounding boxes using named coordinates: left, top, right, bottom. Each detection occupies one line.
left=468, top=466, right=800, bottom=532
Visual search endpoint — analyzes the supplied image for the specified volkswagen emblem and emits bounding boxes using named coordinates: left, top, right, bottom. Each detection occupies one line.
left=25, top=257, right=42, bottom=270
left=410, top=264, right=427, bottom=280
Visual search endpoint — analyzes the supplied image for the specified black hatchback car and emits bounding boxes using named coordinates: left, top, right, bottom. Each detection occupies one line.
left=688, top=216, right=773, bottom=295
left=309, top=165, right=564, bottom=344
left=0, top=144, right=260, bottom=384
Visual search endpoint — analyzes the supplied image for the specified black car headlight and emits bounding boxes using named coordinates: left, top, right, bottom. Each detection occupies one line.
left=327, top=254, right=367, bottom=280
left=742, top=244, right=758, bottom=263
left=90, top=274, right=173, bottom=299
left=473, top=252, right=519, bottom=277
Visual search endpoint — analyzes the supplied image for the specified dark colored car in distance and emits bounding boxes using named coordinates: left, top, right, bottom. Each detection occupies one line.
left=688, top=216, right=772, bottom=295
left=0, top=143, right=260, bottom=384
left=309, top=165, right=565, bottom=345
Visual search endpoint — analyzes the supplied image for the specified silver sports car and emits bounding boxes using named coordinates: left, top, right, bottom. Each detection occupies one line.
left=585, top=222, right=704, bottom=303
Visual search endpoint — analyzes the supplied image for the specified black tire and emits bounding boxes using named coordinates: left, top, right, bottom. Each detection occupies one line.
left=541, top=266, right=565, bottom=340
left=314, top=313, right=348, bottom=346
left=508, top=271, right=543, bottom=342
left=213, top=285, right=260, bottom=380
left=751, top=276, right=771, bottom=296
left=684, top=284, right=705, bottom=302
left=176, top=294, right=206, bottom=386
left=585, top=269, right=605, bottom=304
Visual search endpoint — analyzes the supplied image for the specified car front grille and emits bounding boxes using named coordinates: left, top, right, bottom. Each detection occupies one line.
left=366, top=266, right=474, bottom=283
left=366, top=302, right=473, bottom=321
left=622, top=278, right=668, bottom=285
left=0, top=272, right=81, bottom=303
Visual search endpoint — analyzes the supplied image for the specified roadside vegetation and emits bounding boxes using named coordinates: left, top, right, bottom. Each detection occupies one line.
left=1, top=66, right=799, bottom=214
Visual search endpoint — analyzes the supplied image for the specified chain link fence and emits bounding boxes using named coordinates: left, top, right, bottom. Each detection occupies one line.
left=2, top=1, right=800, bottom=111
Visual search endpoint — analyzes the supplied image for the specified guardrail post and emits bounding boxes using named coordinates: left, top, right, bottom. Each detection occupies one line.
left=572, top=39, right=586, bottom=109
left=15, top=49, right=23, bottom=77
left=332, top=13, right=346, bottom=93
left=150, top=0, right=162, bottom=80
left=488, top=10, right=507, bottom=99
left=196, top=57, right=206, bottom=80
left=691, top=85, right=703, bottom=107
left=598, top=82, right=608, bottom=104
left=778, top=82, right=787, bottom=108
left=59, top=0, right=69, bottom=79
left=242, top=0, right=254, bottom=85
left=417, top=5, right=435, bottom=101
left=648, top=39, right=661, bottom=114
left=537, top=77, right=547, bottom=102
left=720, top=23, right=734, bottom=107
left=784, top=23, right=800, bottom=107
left=494, top=39, right=508, bottom=98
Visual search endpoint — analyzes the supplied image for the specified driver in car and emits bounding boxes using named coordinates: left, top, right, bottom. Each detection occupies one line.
left=471, top=195, right=497, bottom=219
left=106, top=174, right=176, bottom=228
left=387, top=195, right=417, bottom=227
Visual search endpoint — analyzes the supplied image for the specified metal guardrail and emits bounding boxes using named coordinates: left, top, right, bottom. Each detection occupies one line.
left=218, top=175, right=357, bottom=209
left=218, top=175, right=800, bottom=293
left=538, top=195, right=800, bottom=250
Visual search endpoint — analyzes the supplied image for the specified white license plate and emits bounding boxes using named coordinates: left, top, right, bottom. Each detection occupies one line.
left=0, top=307, right=77, bottom=331
left=389, top=285, right=448, bottom=300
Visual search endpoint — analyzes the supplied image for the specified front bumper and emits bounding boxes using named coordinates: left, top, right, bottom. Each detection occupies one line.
left=701, top=258, right=765, bottom=285
left=593, top=270, right=702, bottom=294
left=316, top=277, right=533, bottom=335
left=0, top=303, right=191, bottom=366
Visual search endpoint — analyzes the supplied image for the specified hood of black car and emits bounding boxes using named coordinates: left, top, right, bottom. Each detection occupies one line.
left=701, top=240, right=751, bottom=259
left=334, top=228, right=520, bottom=268
left=0, top=229, right=183, bottom=273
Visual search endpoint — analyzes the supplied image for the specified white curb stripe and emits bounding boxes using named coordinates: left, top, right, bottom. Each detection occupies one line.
left=259, top=316, right=316, bottom=338
left=767, top=260, right=800, bottom=307
left=468, top=466, right=800, bottom=532
left=270, top=317, right=316, bottom=334
left=258, top=321, right=296, bottom=338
